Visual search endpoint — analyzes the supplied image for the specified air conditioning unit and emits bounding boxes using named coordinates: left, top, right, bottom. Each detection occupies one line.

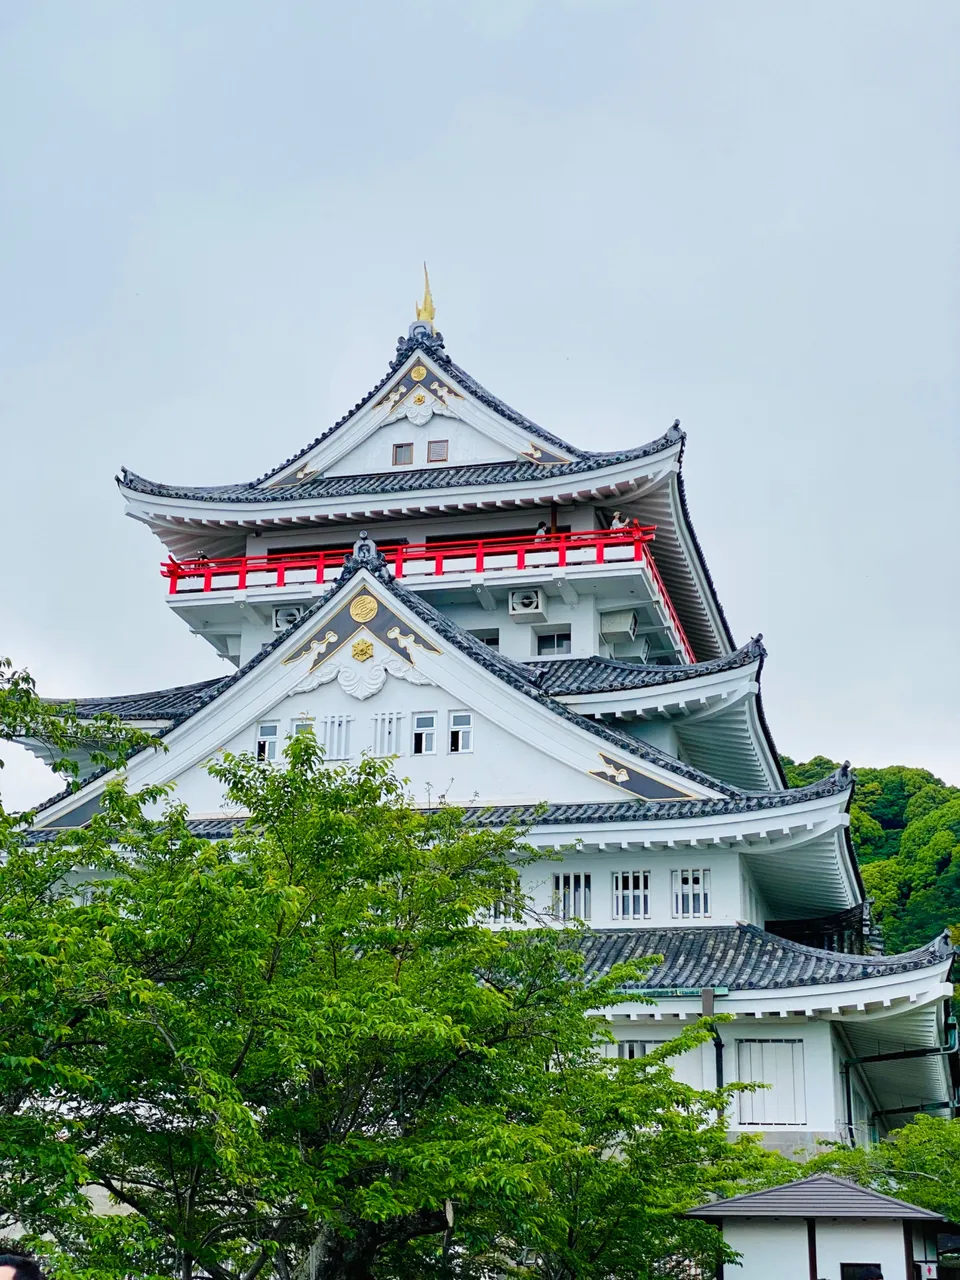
left=508, top=587, right=547, bottom=623
left=272, top=605, right=307, bottom=632
left=599, top=609, right=640, bottom=645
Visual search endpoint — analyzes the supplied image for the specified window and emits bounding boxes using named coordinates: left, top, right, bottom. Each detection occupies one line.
left=427, top=439, right=448, bottom=463
left=469, top=628, right=500, bottom=651
left=840, top=1267, right=884, bottom=1280
left=449, top=711, right=473, bottom=753
left=552, top=872, right=591, bottom=921
left=372, top=712, right=403, bottom=757
left=256, top=722, right=279, bottom=761
left=671, top=868, right=710, bottom=919
left=537, top=629, right=572, bottom=656
left=613, top=870, right=650, bottom=920
left=292, top=719, right=314, bottom=736
left=617, top=1040, right=649, bottom=1060
left=736, top=1039, right=806, bottom=1126
left=412, top=712, right=436, bottom=755
left=317, top=714, right=352, bottom=760
left=392, top=442, right=413, bottom=466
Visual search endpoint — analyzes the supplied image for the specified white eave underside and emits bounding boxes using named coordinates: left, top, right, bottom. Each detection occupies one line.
left=527, top=795, right=856, bottom=918
left=557, top=661, right=780, bottom=793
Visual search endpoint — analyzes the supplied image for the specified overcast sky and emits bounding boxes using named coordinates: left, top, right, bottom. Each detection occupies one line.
left=1, top=0, right=958, bottom=809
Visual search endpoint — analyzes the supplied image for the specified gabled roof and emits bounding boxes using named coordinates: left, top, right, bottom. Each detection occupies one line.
left=254, top=329, right=589, bottom=486
left=32, top=539, right=750, bottom=821
left=119, top=427, right=681, bottom=503
left=583, top=926, right=954, bottom=992
left=687, top=1173, right=944, bottom=1220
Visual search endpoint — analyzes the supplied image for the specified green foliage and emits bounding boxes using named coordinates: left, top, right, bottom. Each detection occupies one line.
left=769, top=1114, right=960, bottom=1224
left=782, top=755, right=960, bottom=949
left=0, top=728, right=785, bottom=1280
left=0, top=657, right=158, bottom=814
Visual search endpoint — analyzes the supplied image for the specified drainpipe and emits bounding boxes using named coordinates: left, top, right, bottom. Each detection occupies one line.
left=840, top=1061, right=856, bottom=1147
left=701, top=988, right=724, bottom=1090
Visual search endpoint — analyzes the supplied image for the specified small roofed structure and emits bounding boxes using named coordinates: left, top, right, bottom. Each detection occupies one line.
left=687, top=1174, right=943, bottom=1280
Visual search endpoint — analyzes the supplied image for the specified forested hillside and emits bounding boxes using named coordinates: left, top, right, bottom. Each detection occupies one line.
left=782, top=756, right=960, bottom=952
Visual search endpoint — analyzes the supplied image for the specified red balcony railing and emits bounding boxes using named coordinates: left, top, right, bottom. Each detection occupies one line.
left=161, top=526, right=697, bottom=662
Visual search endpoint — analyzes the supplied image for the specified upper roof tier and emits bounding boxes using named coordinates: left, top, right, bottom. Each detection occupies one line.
left=119, top=325, right=736, bottom=661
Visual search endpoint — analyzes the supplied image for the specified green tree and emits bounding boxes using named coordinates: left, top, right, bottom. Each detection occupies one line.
left=0, top=658, right=159, bottom=1266
left=771, top=1114, right=960, bottom=1224
left=2, top=733, right=778, bottom=1280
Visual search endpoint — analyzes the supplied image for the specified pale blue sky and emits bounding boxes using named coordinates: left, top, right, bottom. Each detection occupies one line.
left=1, top=0, right=958, bottom=806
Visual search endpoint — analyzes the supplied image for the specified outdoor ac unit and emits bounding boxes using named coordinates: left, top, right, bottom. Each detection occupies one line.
left=272, top=605, right=307, bottom=632
left=599, top=609, right=639, bottom=644
left=508, top=587, right=547, bottom=623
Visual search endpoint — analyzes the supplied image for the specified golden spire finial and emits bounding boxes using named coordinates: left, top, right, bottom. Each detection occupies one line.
left=414, top=262, right=436, bottom=331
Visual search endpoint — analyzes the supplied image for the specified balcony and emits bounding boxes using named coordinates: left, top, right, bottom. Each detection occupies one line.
left=161, top=526, right=696, bottom=662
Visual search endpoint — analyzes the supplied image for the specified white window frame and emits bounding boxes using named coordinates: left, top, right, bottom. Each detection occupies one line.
left=412, top=712, right=437, bottom=756
left=552, top=871, right=591, bottom=921
left=371, top=711, right=404, bottom=758
left=448, top=711, right=473, bottom=754
left=256, top=722, right=279, bottom=761
left=291, top=718, right=315, bottom=737
left=612, top=870, right=650, bottom=921
left=736, top=1039, right=806, bottom=1126
left=671, top=868, right=711, bottom=919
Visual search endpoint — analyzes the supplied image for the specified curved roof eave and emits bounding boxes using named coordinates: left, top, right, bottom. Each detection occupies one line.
left=117, top=424, right=683, bottom=510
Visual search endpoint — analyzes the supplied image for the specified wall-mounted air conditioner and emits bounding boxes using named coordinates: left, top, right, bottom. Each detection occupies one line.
left=272, top=605, right=308, bottom=632
left=599, top=609, right=639, bottom=644
left=508, top=587, right=547, bottom=623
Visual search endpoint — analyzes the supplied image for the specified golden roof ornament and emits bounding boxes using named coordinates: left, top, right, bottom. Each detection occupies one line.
left=414, top=263, right=436, bottom=333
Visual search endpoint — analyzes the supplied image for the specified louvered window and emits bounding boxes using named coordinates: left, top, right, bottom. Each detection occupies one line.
left=617, top=1040, right=649, bottom=1060
left=371, top=712, right=403, bottom=757
left=318, top=715, right=352, bottom=760
left=613, top=870, right=650, bottom=920
left=671, top=868, right=710, bottom=919
left=736, top=1039, right=806, bottom=1126
left=552, top=872, right=591, bottom=921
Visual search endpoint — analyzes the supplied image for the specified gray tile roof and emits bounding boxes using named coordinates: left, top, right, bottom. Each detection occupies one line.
left=581, top=925, right=954, bottom=992
left=526, top=638, right=764, bottom=695
left=46, top=678, right=228, bottom=721
left=119, top=426, right=681, bottom=504
left=687, top=1174, right=944, bottom=1220
left=162, top=770, right=853, bottom=843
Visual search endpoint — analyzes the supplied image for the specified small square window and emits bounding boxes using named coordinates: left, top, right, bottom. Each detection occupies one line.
left=449, top=711, right=473, bottom=753
left=537, top=630, right=572, bottom=656
left=256, top=723, right=279, bottom=761
left=393, top=442, right=414, bottom=466
left=469, top=629, right=500, bottom=651
left=412, top=712, right=436, bottom=755
left=427, top=439, right=448, bottom=463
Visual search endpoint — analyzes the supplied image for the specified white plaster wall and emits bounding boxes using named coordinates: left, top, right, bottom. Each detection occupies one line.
left=325, top=418, right=512, bottom=476
left=162, top=674, right=634, bottom=815
left=722, top=1219, right=809, bottom=1280
left=517, top=848, right=745, bottom=929
left=815, top=1218, right=907, bottom=1279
